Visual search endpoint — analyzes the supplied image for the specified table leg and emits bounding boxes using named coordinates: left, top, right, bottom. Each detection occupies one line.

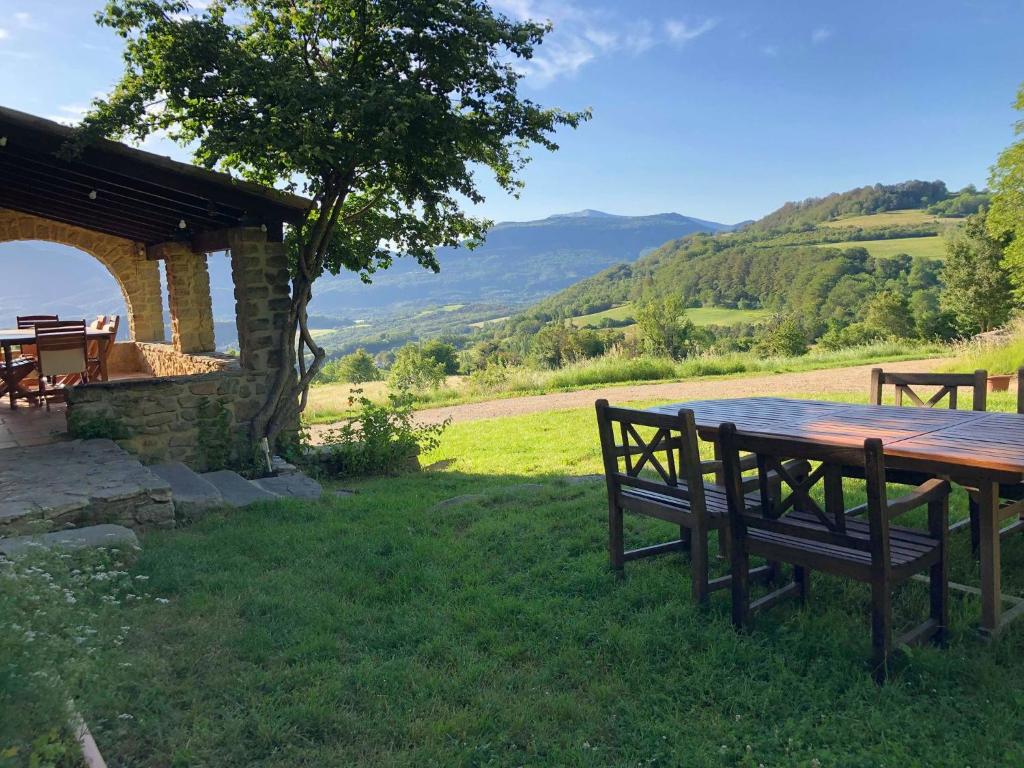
left=3, top=342, right=14, bottom=410
left=977, top=479, right=1002, bottom=637
left=712, top=440, right=728, bottom=558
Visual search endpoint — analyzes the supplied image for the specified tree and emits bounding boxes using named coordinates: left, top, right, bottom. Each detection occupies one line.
left=940, top=210, right=1014, bottom=334
left=420, top=340, right=460, bottom=376
left=862, top=290, right=915, bottom=338
left=634, top=296, right=698, bottom=359
left=388, top=344, right=446, bottom=391
left=84, top=0, right=587, bottom=447
left=989, top=80, right=1024, bottom=294
left=334, top=348, right=380, bottom=384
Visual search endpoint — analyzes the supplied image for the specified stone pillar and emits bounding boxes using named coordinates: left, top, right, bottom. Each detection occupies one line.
left=164, top=244, right=216, bottom=354
left=227, top=227, right=291, bottom=376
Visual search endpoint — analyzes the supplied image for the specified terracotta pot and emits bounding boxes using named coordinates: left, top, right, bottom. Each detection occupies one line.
left=987, top=374, right=1012, bottom=392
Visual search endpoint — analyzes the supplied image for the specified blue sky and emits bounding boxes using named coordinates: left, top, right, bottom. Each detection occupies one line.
left=2, top=0, right=1023, bottom=224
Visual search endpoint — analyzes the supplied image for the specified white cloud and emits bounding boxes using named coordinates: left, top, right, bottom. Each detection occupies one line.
left=0, top=28, right=9, bottom=41
left=811, top=26, right=832, bottom=44
left=493, top=0, right=719, bottom=85
left=46, top=104, right=90, bottom=126
left=666, top=18, right=719, bottom=44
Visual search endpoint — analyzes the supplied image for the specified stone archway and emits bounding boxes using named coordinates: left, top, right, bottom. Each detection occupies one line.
left=0, top=207, right=165, bottom=342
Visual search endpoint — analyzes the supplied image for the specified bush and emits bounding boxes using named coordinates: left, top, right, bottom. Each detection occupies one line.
left=754, top=314, right=809, bottom=356
left=817, top=321, right=881, bottom=351
left=388, top=344, right=447, bottom=391
left=320, top=348, right=382, bottom=384
left=313, top=389, right=449, bottom=476
left=547, top=354, right=677, bottom=388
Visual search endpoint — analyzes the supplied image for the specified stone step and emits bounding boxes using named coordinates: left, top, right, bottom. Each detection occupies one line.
left=0, top=524, right=139, bottom=559
left=149, top=461, right=224, bottom=518
left=252, top=473, right=323, bottom=500
left=199, top=469, right=278, bottom=508
left=0, top=439, right=174, bottom=534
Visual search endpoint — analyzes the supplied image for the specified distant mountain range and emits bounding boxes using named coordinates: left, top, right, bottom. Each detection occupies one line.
left=0, top=210, right=735, bottom=347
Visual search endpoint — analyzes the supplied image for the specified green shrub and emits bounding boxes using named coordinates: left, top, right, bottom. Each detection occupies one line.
left=313, top=389, right=449, bottom=476
left=388, top=344, right=447, bottom=391
left=320, top=349, right=382, bottom=384
left=754, top=314, right=810, bottom=356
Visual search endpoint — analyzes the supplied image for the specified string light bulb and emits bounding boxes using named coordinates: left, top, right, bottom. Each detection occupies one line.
left=88, top=190, right=98, bottom=200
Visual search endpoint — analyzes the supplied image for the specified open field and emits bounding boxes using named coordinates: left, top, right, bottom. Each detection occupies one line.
left=569, top=303, right=771, bottom=329
left=35, top=391, right=1024, bottom=766
left=816, top=234, right=946, bottom=261
left=822, top=209, right=957, bottom=229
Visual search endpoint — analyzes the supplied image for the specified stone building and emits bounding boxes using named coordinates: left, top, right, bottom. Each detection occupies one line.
left=0, top=106, right=310, bottom=469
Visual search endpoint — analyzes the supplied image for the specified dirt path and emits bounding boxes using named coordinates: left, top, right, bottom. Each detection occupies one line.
left=308, top=357, right=954, bottom=440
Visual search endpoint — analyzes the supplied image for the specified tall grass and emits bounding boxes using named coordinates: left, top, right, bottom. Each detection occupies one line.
left=942, top=321, right=1024, bottom=375
left=304, top=339, right=949, bottom=423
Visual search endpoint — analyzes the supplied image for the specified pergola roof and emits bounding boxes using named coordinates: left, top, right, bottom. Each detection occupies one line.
left=0, top=105, right=310, bottom=250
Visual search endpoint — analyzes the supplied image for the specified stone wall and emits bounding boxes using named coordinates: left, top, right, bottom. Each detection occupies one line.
left=109, top=341, right=236, bottom=378
left=0, top=208, right=165, bottom=342
left=67, top=370, right=268, bottom=471
left=64, top=226, right=294, bottom=470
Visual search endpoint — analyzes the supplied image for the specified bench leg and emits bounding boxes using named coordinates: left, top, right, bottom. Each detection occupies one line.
left=871, top=579, right=893, bottom=684
left=930, top=498, right=949, bottom=645
left=691, top=525, right=709, bottom=605
left=679, top=524, right=692, bottom=559
left=794, top=565, right=810, bottom=604
left=730, top=539, right=750, bottom=630
left=608, top=502, right=624, bottom=572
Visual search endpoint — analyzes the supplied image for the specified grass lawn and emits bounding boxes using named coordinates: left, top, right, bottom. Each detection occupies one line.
left=821, top=209, right=957, bottom=229
left=569, top=303, right=770, bottom=330
left=815, top=235, right=946, bottom=261
left=69, top=391, right=1024, bottom=766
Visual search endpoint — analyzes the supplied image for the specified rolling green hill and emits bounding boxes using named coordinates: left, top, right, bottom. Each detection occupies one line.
left=457, top=180, right=980, bottom=365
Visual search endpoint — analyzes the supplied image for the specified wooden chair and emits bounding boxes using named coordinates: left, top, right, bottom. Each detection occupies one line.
left=595, top=400, right=804, bottom=603
left=15, top=314, right=59, bottom=361
left=86, top=315, right=118, bottom=382
left=719, top=423, right=950, bottom=683
left=869, top=367, right=987, bottom=411
left=34, top=321, right=89, bottom=410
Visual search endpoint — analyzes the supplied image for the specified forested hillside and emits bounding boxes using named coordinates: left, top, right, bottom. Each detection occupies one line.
left=443, top=181, right=1005, bottom=371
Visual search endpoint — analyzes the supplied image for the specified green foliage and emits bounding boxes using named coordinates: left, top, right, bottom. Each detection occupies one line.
left=989, top=81, right=1024, bottom=292
left=941, top=210, right=1015, bottom=333
left=634, top=295, right=699, bottom=359
left=420, top=340, right=461, bottom=376
left=321, top=349, right=382, bottom=384
left=863, top=290, right=915, bottom=338
left=750, top=180, right=949, bottom=232
left=314, top=390, right=448, bottom=477
left=754, top=314, right=809, bottom=356
left=927, top=186, right=991, bottom=217
left=196, top=398, right=234, bottom=472
left=388, top=344, right=447, bottom=391
left=529, top=321, right=608, bottom=368
left=66, top=411, right=130, bottom=441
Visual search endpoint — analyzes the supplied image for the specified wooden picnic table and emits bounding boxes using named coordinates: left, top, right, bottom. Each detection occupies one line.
left=0, top=326, right=115, bottom=407
left=647, top=397, right=1024, bottom=637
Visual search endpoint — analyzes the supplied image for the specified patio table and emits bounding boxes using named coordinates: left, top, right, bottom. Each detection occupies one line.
left=646, top=396, right=1024, bottom=637
left=0, top=326, right=115, bottom=408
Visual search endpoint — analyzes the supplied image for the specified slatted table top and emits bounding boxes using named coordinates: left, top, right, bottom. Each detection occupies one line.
left=647, top=397, right=1024, bottom=481
left=0, top=327, right=114, bottom=345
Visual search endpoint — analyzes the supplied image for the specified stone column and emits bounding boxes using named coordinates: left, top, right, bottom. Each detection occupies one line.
left=164, top=244, right=216, bottom=354
left=227, top=227, right=291, bottom=375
